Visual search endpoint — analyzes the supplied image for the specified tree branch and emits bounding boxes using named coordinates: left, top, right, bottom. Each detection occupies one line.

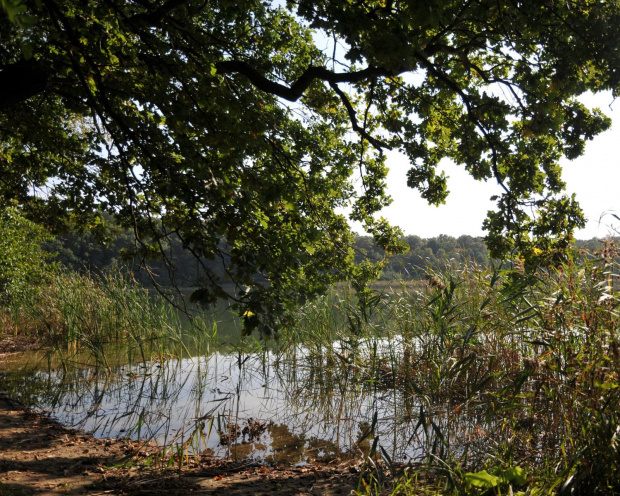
left=329, top=81, right=391, bottom=150
left=0, top=60, right=50, bottom=112
left=216, top=60, right=389, bottom=102
left=414, top=51, right=511, bottom=195
left=217, top=60, right=393, bottom=149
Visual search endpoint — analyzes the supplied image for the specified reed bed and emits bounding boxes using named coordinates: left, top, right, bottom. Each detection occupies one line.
left=0, top=269, right=217, bottom=369
left=285, top=242, right=620, bottom=495
left=2, top=241, right=619, bottom=494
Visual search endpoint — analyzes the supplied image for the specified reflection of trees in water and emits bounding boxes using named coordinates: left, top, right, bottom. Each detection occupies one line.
left=1, top=345, right=498, bottom=465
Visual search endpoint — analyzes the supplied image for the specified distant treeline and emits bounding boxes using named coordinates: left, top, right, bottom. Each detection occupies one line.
left=354, top=234, right=490, bottom=280
left=44, top=229, right=215, bottom=289
left=46, top=226, right=617, bottom=286
left=356, top=235, right=618, bottom=280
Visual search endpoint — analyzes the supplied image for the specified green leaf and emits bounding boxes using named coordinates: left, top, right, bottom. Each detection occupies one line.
left=502, top=466, right=527, bottom=486
left=464, top=470, right=500, bottom=489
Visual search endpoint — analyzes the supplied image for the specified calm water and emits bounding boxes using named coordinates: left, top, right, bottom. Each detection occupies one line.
left=0, top=342, right=488, bottom=464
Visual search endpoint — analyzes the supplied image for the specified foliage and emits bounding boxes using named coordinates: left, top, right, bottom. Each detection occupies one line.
left=1, top=0, right=618, bottom=330
left=511, top=239, right=620, bottom=495
left=355, top=234, right=491, bottom=279
left=1, top=268, right=203, bottom=366
left=0, top=207, right=58, bottom=305
left=461, top=466, right=527, bottom=494
left=287, top=240, right=620, bottom=494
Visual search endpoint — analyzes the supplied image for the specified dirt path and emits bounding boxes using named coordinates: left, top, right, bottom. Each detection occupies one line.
left=0, top=341, right=363, bottom=495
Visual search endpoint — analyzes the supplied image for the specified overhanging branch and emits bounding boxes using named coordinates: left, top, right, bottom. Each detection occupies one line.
left=216, top=60, right=393, bottom=148
left=216, top=60, right=390, bottom=102
left=414, top=51, right=511, bottom=195
left=329, top=81, right=391, bottom=150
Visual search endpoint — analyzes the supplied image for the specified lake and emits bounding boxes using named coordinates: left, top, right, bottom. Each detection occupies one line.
left=0, top=338, right=490, bottom=466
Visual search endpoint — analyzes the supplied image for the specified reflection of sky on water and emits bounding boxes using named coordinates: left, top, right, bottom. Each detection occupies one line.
left=1, top=344, right=490, bottom=463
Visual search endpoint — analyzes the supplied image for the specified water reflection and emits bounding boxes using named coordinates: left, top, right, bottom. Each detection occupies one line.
left=0, top=343, right=493, bottom=464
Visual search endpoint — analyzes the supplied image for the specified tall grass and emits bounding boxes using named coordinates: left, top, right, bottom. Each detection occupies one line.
left=288, top=242, right=620, bottom=495
left=1, top=269, right=205, bottom=369
left=3, top=241, right=618, bottom=493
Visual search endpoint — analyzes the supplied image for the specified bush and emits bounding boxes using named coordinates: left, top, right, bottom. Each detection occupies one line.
left=0, top=207, right=58, bottom=306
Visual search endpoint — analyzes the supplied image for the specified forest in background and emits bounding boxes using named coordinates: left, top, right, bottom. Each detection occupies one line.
left=45, top=225, right=617, bottom=289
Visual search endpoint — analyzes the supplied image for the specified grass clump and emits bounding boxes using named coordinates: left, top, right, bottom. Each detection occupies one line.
left=0, top=269, right=193, bottom=369
left=289, top=241, right=620, bottom=495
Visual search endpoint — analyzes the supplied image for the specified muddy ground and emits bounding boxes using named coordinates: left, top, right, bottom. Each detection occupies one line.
left=0, top=337, right=373, bottom=495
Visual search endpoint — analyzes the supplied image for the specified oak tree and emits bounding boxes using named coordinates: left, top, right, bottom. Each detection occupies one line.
left=1, top=0, right=618, bottom=331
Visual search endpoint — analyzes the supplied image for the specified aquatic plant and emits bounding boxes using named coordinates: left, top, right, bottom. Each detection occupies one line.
left=2, top=238, right=619, bottom=494
left=1, top=269, right=218, bottom=368
left=289, top=241, right=620, bottom=494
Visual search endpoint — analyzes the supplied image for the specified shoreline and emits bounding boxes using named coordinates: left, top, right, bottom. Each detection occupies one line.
left=0, top=340, right=364, bottom=495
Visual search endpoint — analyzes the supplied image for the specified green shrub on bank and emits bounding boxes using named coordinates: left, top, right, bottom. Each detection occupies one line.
left=0, top=207, right=59, bottom=306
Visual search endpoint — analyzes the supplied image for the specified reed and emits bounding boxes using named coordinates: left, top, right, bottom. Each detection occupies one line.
left=3, top=240, right=619, bottom=493
left=289, top=243, right=620, bottom=494
left=2, top=269, right=211, bottom=368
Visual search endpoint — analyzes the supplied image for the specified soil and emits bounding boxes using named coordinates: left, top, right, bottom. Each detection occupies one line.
left=0, top=336, right=367, bottom=495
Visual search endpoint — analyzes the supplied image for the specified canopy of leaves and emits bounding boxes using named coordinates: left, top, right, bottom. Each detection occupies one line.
left=1, top=0, right=618, bottom=331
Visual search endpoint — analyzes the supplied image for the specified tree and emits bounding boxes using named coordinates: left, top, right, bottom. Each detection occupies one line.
left=0, top=207, right=58, bottom=305
left=1, top=0, right=618, bottom=332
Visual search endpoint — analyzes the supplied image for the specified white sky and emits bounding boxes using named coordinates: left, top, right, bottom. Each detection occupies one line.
left=376, top=91, right=620, bottom=240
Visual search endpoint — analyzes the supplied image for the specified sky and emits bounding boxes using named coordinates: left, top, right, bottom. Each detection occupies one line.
left=306, top=11, right=619, bottom=241
left=376, top=91, right=620, bottom=240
